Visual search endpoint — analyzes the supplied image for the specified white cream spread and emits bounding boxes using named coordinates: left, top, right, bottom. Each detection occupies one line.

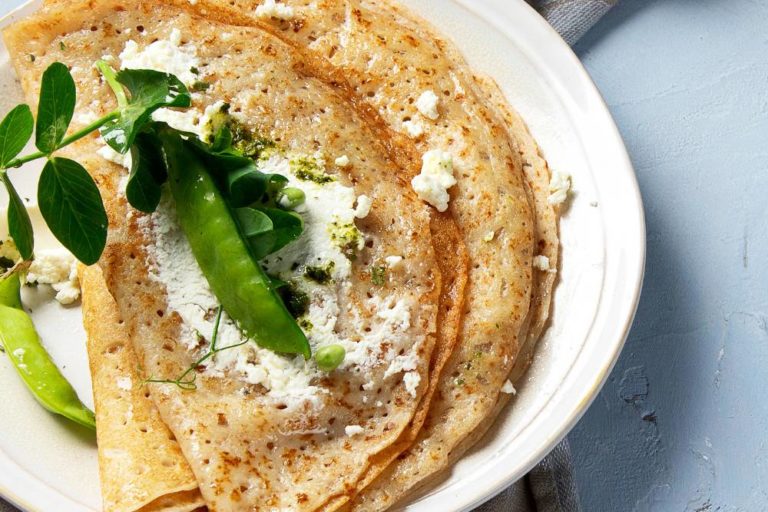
left=411, top=150, right=456, bottom=212
left=415, top=90, right=440, bottom=120
left=334, top=155, right=351, bottom=167
left=119, top=28, right=199, bottom=86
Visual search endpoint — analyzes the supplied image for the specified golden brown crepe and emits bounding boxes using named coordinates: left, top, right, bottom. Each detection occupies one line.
left=3, top=1, right=466, bottom=510
left=80, top=265, right=205, bottom=512
left=182, top=1, right=547, bottom=509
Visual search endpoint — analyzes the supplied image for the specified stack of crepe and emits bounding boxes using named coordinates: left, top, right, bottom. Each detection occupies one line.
left=3, top=0, right=560, bottom=510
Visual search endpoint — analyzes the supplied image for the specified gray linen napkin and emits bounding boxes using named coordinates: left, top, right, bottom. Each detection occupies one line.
left=0, top=1, right=613, bottom=511
left=477, top=2, right=616, bottom=511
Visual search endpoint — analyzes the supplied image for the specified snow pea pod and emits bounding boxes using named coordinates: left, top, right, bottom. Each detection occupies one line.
left=159, top=130, right=311, bottom=358
left=0, top=272, right=95, bottom=429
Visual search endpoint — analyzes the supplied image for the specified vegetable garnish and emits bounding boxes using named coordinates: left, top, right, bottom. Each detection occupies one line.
left=0, top=59, right=313, bottom=357
left=145, top=306, right=249, bottom=390
left=315, top=344, right=346, bottom=372
left=0, top=272, right=95, bottom=429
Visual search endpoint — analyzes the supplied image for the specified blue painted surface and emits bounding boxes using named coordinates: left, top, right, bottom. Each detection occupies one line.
left=569, top=1, right=768, bottom=510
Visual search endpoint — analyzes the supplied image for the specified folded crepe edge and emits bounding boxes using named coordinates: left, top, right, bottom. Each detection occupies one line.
left=80, top=265, right=206, bottom=512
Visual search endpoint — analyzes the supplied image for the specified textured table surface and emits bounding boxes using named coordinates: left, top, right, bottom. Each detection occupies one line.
left=569, top=1, right=768, bottom=510
left=2, top=0, right=765, bottom=511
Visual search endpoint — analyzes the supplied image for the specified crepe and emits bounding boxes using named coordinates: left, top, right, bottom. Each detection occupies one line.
left=80, top=265, right=205, bottom=512
left=180, top=1, right=548, bottom=508
left=3, top=1, right=465, bottom=510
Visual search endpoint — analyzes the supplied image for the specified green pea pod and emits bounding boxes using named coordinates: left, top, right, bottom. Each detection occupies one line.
left=0, top=273, right=95, bottom=430
left=159, top=129, right=311, bottom=358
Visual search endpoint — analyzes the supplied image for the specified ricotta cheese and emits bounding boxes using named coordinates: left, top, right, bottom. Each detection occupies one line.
left=354, top=194, right=372, bottom=219
left=548, top=170, right=571, bottom=205
left=119, top=28, right=200, bottom=86
left=501, top=380, right=517, bottom=395
left=25, top=248, right=81, bottom=305
left=97, top=143, right=133, bottom=170
left=255, top=0, right=295, bottom=20
left=533, top=255, right=556, bottom=273
left=385, top=255, right=403, bottom=269
left=415, top=90, right=440, bottom=120
left=483, top=231, right=495, bottom=242
left=402, top=120, right=424, bottom=139
left=344, top=425, right=365, bottom=437
left=334, top=155, right=351, bottom=167
left=411, top=150, right=456, bottom=212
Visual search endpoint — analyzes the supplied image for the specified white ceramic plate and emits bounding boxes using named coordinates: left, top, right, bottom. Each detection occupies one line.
left=0, top=0, right=644, bottom=510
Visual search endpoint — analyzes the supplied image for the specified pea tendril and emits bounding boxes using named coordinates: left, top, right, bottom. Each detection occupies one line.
left=144, top=306, right=250, bottom=390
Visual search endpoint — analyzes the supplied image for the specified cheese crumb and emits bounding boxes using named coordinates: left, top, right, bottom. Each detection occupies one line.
left=548, top=171, right=571, bottom=205
left=483, top=231, right=495, bottom=242
left=501, top=380, right=517, bottom=395
left=116, top=377, right=133, bottom=391
left=385, top=255, right=403, bottom=269
left=344, top=425, right=365, bottom=436
left=415, top=90, right=440, bottom=120
left=402, top=120, right=424, bottom=139
left=255, top=0, right=295, bottom=20
left=25, top=248, right=81, bottom=305
left=533, top=255, right=556, bottom=273
left=354, top=194, right=372, bottom=219
left=334, top=155, right=351, bottom=167
left=411, top=150, right=456, bottom=212
left=403, top=371, right=421, bottom=397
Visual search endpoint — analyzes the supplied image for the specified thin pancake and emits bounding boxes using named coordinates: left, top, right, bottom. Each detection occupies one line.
left=4, top=2, right=450, bottom=510
left=186, top=1, right=537, bottom=509
left=80, top=265, right=205, bottom=512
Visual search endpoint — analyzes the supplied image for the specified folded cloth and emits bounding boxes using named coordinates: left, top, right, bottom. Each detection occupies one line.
left=528, top=0, right=617, bottom=44
left=0, top=1, right=613, bottom=511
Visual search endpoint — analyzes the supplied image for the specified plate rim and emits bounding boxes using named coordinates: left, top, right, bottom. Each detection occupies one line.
left=0, top=0, right=645, bottom=510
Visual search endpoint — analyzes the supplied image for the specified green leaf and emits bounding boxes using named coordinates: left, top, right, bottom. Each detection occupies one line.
left=236, top=207, right=273, bottom=237
left=35, top=63, right=76, bottom=154
left=38, top=157, right=107, bottom=264
left=2, top=174, right=33, bottom=260
left=227, top=167, right=287, bottom=207
left=100, top=68, right=190, bottom=153
left=0, top=105, right=34, bottom=168
left=237, top=207, right=303, bottom=259
left=126, top=133, right=166, bottom=213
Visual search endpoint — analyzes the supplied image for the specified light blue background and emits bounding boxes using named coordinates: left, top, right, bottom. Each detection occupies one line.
left=2, top=0, right=765, bottom=510
left=569, top=1, right=768, bottom=510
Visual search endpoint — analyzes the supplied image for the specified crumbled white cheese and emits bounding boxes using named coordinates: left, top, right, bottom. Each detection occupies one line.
left=97, top=143, right=133, bottom=170
left=483, top=231, right=495, bottom=242
left=354, top=194, right=372, bottom=219
left=344, top=425, right=365, bottom=437
left=533, top=255, right=556, bottom=273
left=334, top=155, right=351, bottom=167
left=385, top=255, right=403, bottom=269
left=75, top=110, right=99, bottom=127
left=403, top=371, right=421, bottom=397
left=116, top=376, right=133, bottom=391
left=548, top=171, right=571, bottom=205
left=411, top=150, right=456, bottom=212
left=501, top=380, right=517, bottom=395
left=119, top=28, right=200, bottom=86
left=255, top=0, right=295, bottom=20
left=415, top=90, right=440, bottom=120
left=402, top=120, right=424, bottom=139
left=25, top=248, right=80, bottom=305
